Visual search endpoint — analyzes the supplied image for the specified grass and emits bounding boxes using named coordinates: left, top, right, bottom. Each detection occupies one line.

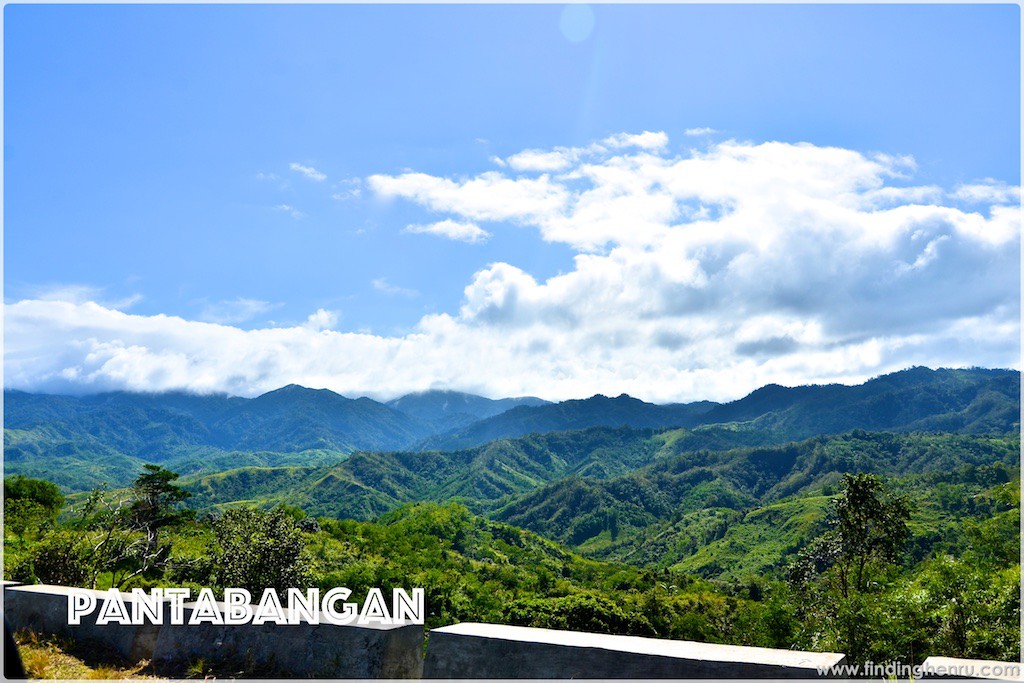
left=14, top=630, right=160, bottom=680
left=13, top=629, right=293, bottom=680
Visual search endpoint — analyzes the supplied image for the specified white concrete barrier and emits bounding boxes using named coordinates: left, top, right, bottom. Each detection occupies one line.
left=2, top=584, right=424, bottom=678
left=3, top=585, right=164, bottom=661
left=423, top=622, right=847, bottom=679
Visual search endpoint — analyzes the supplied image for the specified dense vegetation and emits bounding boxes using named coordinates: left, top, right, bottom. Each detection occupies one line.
left=5, top=458, right=1019, bottom=668
left=3, top=367, right=1020, bottom=673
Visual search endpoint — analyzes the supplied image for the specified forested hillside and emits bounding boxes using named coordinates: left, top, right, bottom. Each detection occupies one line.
left=5, top=368, right=1021, bottom=671
left=5, top=470, right=1018, bottom=668
left=5, top=367, right=1018, bottom=494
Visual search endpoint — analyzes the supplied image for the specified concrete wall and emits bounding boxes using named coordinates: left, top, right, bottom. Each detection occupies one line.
left=8, top=584, right=1019, bottom=680
left=4, top=584, right=163, bottom=661
left=423, top=622, right=847, bottom=679
left=151, top=600, right=423, bottom=678
left=2, top=583, right=423, bottom=678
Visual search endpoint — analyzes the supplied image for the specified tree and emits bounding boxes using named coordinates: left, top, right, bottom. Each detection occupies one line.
left=3, top=475, right=64, bottom=540
left=18, top=530, right=92, bottom=586
left=125, top=464, right=192, bottom=575
left=789, top=473, right=911, bottom=663
left=211, top=506, right=312, bottom=595
left=791, top=473, right=910, bottom=598
left=74, top=465, right=192, bottom=588
left=830, top=473, right=911, bottom=598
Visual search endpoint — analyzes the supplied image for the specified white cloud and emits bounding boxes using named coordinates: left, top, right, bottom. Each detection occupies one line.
left=199, top=298, right=279, bottom=325
left=601, top=130, right=669, bottom=150
left=5, top=133, right=1019, bottom=403
left=951, top=179, right=1021, bottom=205
left=403, top=219, right=490, bottom=243
left=372, top=278, right=419, bottom=298
left=505, top=149, right=575, bottom=172
left=289, top=162, right=327, bottom=182
left=304, top=308, right=340, bottom=331
left=684, top=127, right=717, bottom=136
left=367, top=171, right=568, bottom=224
left=274, top=204, right=305, bottom=219
left=331, top=178, right=363, bottom=201
left=20, top=283, right=141, bottom=311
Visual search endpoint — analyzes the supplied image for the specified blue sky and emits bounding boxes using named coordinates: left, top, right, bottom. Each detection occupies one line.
left=4, top=4, right=1021, bottom=402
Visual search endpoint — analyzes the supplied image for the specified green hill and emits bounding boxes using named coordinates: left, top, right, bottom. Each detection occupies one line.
left=490, top=431, right=1020, bottom=559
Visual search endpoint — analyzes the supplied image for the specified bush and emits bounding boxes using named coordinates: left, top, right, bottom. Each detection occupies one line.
left=507, top=592, right=655, bottom=636
left=14, top=531, right=92, bottom=586
left=211, top=506, right=312, bottom=595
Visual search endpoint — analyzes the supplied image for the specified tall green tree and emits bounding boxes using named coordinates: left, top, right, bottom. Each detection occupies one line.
left=789, top=473, right=911, bottom=663
left=830, top=473, right=911, bottom=598
left=74, top=465, right=192, bottom=588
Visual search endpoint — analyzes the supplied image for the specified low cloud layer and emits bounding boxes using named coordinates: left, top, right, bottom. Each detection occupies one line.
left=5, top=134, right=1019, bottom=402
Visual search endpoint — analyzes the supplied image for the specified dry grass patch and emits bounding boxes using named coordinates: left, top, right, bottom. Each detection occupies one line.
left=14, top=630, right=162, bottom=680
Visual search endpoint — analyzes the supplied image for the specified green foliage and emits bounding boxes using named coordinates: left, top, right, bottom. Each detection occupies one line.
left=507, top=592, right=655, bottom=636
left=4, top=475, right=64, bottom=511
left=828, top=473, right=911, bottom=597
left=4, top=475, right=63, bottom=539
left=3, top=371, right=1019, bottom=668
left=11, top=530, right=92, bottom=586
left=670, top=497, right=830, bottom=580
left=210, top=506, right=312, bottom=595
left=784, top=473, right=1019, bottom=666
left=128, top=464, right=192, bottom=534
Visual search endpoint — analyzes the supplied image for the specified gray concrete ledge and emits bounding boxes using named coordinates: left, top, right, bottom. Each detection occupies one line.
left=152, top=600, right=423, bottom=678
left=423, top=622, right=846, bottom=679
left=4, top=584, right=424, bottom=678
left=921, top=657, right=1022, bottom=680
left=4, top=585, right=164, bottom=661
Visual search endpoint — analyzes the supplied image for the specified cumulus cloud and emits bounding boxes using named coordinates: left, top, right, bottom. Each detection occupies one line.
left=304, top=308, right=340, bottom=331
left=5, top=133, right=1019, bottom=402
left=601, top=130, right=668, bottom=150
left=367, top=171, right=568, bottom=224
left=289, top=162, right=327, bottom=182
left=403, top=219, right=490, bottom=243
left=505, top=149, right=574, bottom=172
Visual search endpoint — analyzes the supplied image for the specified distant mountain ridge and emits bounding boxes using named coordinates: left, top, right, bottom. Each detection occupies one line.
left=4, top=367, right=1019, bottom=493
left=417, top=394, right=719, bottom=451
left=4, top=384, right=433, bottom=455
left=697, top=366, right=1020, bottom=438
left=385, top=390, right=550, bottom=432
left=419, top=367, right=1020, bottom=450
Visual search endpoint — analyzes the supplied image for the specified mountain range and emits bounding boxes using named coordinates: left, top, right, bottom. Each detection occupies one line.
left=3, top=366, right=1018, bottom=495
left=4, top=366, right=1020, bottom=581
